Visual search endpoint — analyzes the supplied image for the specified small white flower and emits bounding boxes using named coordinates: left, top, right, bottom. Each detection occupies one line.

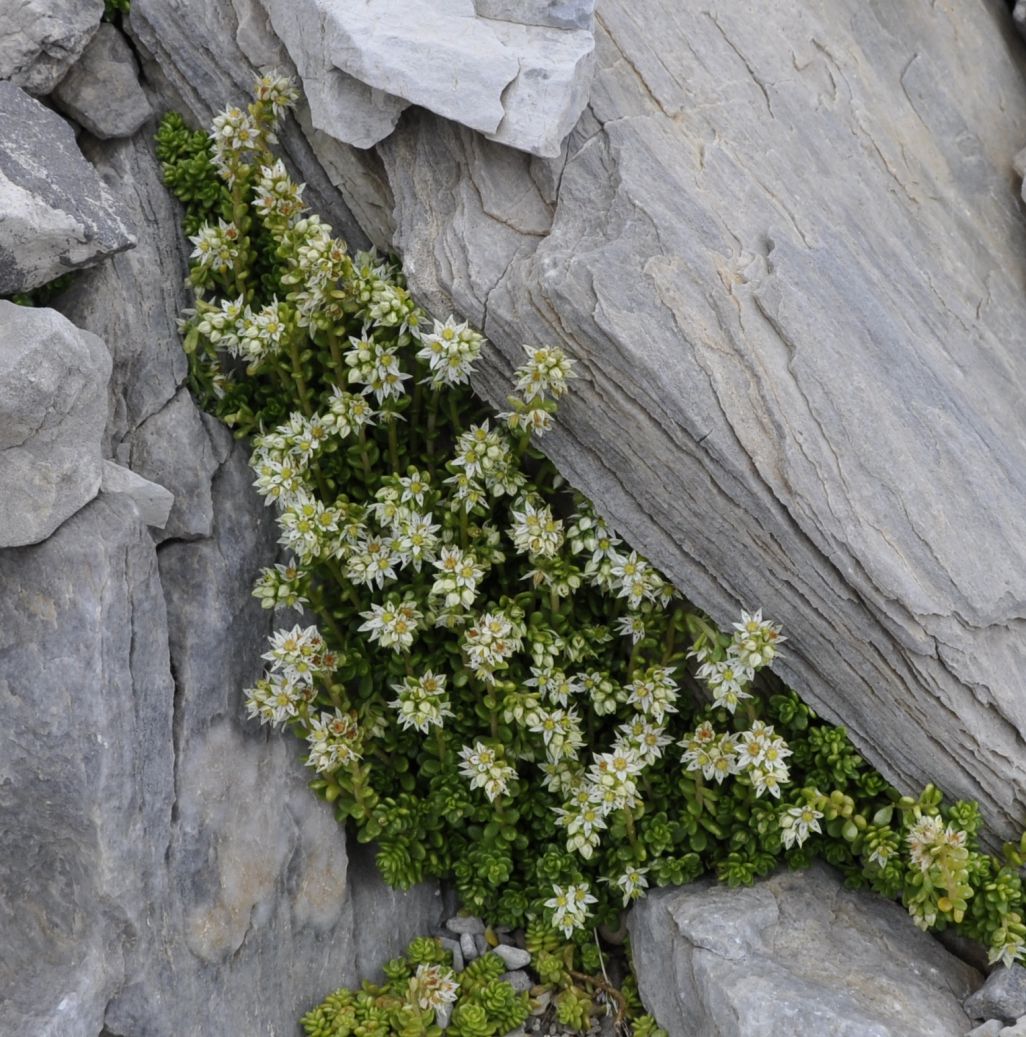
left=458, top=741, right=517, bottom=801
left=544, top=882, right=596, bottom=938
left=358, top=599, right=423, bottom=652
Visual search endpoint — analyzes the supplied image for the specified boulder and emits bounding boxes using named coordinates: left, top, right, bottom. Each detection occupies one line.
left=0, top=301, right=111, bottom=547
left=370, top=1, right=1026, bottom=839
left=0, top=0, right=103, bottom=95
left=250, top=0, right=595, bottom=156
left=52, top=24, right=153, bottom=140
left=0, top=494, right=176, bottom=1037
left=0, top=83, right=134, bottom=295
left=628, top=863, right=980, bottom=1037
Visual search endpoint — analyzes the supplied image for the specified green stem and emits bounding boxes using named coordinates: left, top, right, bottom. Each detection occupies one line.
left=288, top=333, right=313, bottom=416
left=622, top=806, right=640, bottom=854
left=326, top=325, right=344, bottom=382
left=387, top=411, right=400, bottom=473
left=357, top=426, right=372, bottom=481
left=426, top=393, right=439, bottom=475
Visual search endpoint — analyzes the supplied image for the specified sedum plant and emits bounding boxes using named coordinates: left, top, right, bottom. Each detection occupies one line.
left=302, top=937, right=528, bottom=1037
left=158, top=73, right=1026, bottom=1030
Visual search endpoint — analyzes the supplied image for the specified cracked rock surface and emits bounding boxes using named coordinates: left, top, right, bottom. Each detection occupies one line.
left=368, top=0, right=1026, bottom=839
left=628, top=862, right=981, bottom=1036
left=245, top=0, right=595, bottom=156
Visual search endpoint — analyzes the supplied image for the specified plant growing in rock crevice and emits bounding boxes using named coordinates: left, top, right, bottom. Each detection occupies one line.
left=157, top=74, right=1026, bottom=1031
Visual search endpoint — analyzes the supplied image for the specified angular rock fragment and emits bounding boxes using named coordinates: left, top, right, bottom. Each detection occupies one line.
left=0, top=83, right=134, bottom=295
left=53, top=24, right=153, bottom=140
left=0, top=301, right=111, bottom=547
left=0, top=0, right=104, bottom=95
left=628, top=863, right=980, bottom=1037
left=966, top=966, right=1026, bottom=1025
left=101, top=460, right=175, bottom=529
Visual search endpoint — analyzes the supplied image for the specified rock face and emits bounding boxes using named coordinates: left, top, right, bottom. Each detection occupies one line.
left=52, top=23, right=153, bottom=140
left=0, top=301, right=111, bottom=547
left=0, top=0, right=103, bottom=94
left=0, top=83, right=134, bottom=294
left=369, top=1, right=1026, bottom=839
left=628, top=863, right=980, bottom=1037
left=250, top=0, right=595, bottom=156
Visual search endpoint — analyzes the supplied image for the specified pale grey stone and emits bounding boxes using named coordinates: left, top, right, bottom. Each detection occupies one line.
left=439, top=936, right=465, bottom=973
left=436, top=1002, right=454, bottom=1029
left=499, top=970, right=532, bottom=993
left=0, top=494, right=175, bottom=1037
left=1000, top=1021, right=1026, bottom=1037
left=0, top=83, right=134, bottom=294
left=0, top=0, right=103, bottom=94
left=52, top=24, right=152, bottom=139
left=493, top=944, right=532, bottom=970
left=55, top=130, right=189, bottom=451
left=447, top=914, right=486, bottom=935
left=374, top=0, right=1026, bottom=840
left=101, top=460, right=174, bottom=529
left=126, top=389, right=225, bottom=543
left=966, top=967, right=1026, bottom=1024
left=244, top=0, right=594, bottom=157
left=628, top=863, right=980, bottom=1037
left=967, top=1022, right=1006, bottom=1037
left=460, top=932, right=478, bottom=961
left=483, top=19, right=595, bottom=156
left=1014, top=2, right=1026, bottom=43
left=0, top=301, right=111, bottom=546
left=475, top=0, right=595, bottom=31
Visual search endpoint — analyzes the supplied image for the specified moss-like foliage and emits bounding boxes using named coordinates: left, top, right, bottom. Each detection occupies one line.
left=157, top=75, right=1026, bottom=1035
left=2, top=272, right=74, bottom=308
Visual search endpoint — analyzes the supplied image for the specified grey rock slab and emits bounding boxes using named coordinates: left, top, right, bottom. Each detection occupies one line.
left=475, top=0, right=595, bottom=31
left=56, top=130, right=189, bottom=450
left=101, top=460, right=174, bottom=529
left=0, top=301, right=111, bottom=546
left=0, top=82, right=134, bottom=294
left=248, top=0, right=594, bottom=156
left=374, top=0, right=1026, bottom=840
left=52, top=24, right=153, bottom=139
left=966, top=967, right=1026, bottom=1024
left=125, top=389, right=225, bottom=543
left=628, top=863, right=980, bottom=1037
left=0, top=0, right=103, bottom=94
left=0, top=494, right=175, bottom=1036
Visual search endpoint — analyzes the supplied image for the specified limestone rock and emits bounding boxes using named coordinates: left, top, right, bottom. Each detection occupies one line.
left=474, top=0, right=595, bottom=31
left=101, top=460, right=175, bottom=529
left=0, top=0, right=103, bottom=95
left=373, top=0, right=1026, bottom=839
left=248, top=0, right=595, bottom=156
left=966, top=966, right=1026, bottom=1025
left=628, top=863, right=980, bottom=1037
left=0, top=83, right=134, bottom=294
left=0, top=301, right=111, bottom=547
left=52, top=24, right=153, bottom=140
left=125, top=389, right=228, bottom=543
left=56, top=130, right=189, bottom=450
left=0, top=494, right=175, bottom=1037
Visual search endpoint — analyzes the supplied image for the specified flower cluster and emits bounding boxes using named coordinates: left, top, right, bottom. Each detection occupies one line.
left=163, top=75, right=1026, bottom=994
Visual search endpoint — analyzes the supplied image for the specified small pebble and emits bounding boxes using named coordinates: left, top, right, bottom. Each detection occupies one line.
left=460, top=931, right=478, bottom=961
left=436, top=1002, right=453, bottom=1029
left=446, top=914, right=485, bottom=936
left=966, top=966, right=1026, bottom=1024
left=499, top=969, right=532, bottom=993
left=438, top=936, right=464, bottom=973
left=493, top=944, right=532, bottom=970
left=474, top=933, right=490, bottom=957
